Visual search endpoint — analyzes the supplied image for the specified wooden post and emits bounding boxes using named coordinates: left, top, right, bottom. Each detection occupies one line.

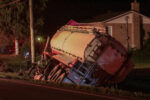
left=41, top=36, right=50, bottom=64
left=15, top=38, right=19, bottom=55
left=44, top=36, right=50, bottom=52
left=29, top=0, right=35, bottom=64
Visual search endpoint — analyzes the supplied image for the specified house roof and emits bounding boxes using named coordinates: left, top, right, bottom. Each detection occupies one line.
left=82, top=10, right=150, bottom=23
left=83, top=11, right=126, bottom=23
left=103, top=10, right=150, bottom=23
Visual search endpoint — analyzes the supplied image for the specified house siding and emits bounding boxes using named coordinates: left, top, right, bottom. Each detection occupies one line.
left=142, top=24, right=150, bottom=40
left=103, top=23, right=150, bottom=49
left=104, top=23, right=132, bottom=49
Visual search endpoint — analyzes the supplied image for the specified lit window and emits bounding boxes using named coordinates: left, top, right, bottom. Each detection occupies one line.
left=106, top=26, right=113, bottom=36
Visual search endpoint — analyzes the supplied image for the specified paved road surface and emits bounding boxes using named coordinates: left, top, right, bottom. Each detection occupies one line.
left=0, top=79, right=147, bottom=100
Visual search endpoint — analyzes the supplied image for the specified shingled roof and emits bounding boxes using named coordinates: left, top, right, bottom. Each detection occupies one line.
left=83, top=11, right=127, bottom=23
left=82, top=10, right=150, bottom=23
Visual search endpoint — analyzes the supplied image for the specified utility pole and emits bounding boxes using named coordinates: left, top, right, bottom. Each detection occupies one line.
left=29, top=0, right=35, bottom=64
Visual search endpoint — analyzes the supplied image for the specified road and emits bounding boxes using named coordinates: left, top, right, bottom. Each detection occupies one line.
left=0, top=79, right=147, bottom=100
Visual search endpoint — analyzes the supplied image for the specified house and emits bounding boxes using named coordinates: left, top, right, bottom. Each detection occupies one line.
left=82, top=1, right=150, bottom=49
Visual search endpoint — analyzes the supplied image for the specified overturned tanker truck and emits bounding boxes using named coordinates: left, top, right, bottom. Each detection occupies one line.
left=33, top=21, right=134, bottom=86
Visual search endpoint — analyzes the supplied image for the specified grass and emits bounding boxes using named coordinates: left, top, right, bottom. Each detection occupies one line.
left=133, top=52, right=150, bottom=69
left=133, top=63, right=150, bottom=69
left=0, top=72, right=24, bottom=79
left=133, top=53, right=150, bottom=69
left=119, top=75, right=150, bottom=93
left=0, top=55, right=27, bottom=72
left=132, top=40, right=150, bottom=69
left=123, top=41, right=150, bottom=94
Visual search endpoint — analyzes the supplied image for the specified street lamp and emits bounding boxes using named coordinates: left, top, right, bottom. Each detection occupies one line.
left=37, top=37, right=41, bottom=41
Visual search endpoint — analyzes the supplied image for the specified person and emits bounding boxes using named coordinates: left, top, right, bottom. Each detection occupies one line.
left=24, top=51, right=29, bottom=59
left=24, top=51, right=30, bottom=69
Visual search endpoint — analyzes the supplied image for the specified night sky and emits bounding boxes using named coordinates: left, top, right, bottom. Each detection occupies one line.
left=44, top=0, right=150, bottom=35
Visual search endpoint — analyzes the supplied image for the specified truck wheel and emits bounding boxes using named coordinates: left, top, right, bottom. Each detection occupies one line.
left=50, top=69, right=62, bottom=82
left=56, top=73, right=65, bottom=83
left=48, top=64, right=60, bottom=81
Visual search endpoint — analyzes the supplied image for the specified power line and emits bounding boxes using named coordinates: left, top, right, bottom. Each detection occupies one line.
left=0, top=0, right=20, bottom=8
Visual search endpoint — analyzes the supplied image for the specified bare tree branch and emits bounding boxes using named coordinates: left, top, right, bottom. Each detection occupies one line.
left=0, top=0, right=20, bottom=8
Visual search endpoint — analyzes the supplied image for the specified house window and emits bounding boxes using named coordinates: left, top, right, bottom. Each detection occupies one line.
left=106, top=26, right=113, bottom=36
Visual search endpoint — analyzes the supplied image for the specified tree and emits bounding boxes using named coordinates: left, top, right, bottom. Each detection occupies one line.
left=0, top=0, right=48, bottom=55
